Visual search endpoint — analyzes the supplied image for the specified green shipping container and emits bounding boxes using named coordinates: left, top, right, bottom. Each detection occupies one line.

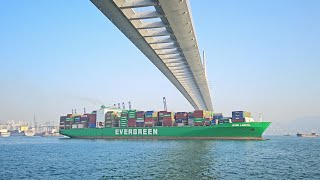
left=193, top=118, right=205, bottom=121
left=66, top=118, right=74, bottom=121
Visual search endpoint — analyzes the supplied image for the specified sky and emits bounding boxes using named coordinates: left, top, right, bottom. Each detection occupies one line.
left=0, top=0, right=319, bottom=133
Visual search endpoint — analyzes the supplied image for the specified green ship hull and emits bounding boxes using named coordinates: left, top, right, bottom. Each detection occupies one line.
left=60, top=122, right=271, bottom=140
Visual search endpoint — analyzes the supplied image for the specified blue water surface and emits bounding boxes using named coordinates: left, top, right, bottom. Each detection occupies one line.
left=0, top=136, right=319, bottom=180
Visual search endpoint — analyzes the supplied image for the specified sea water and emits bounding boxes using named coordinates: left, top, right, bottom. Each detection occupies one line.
left=0, top=136, right=319, bottom=179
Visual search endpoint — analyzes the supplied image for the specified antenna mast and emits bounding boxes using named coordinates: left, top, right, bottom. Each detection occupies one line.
left=163, top=97, right=167, bottom=111
left=34, top=114, right=37, bottom=133
left=128, top=101, right=132, bottom=110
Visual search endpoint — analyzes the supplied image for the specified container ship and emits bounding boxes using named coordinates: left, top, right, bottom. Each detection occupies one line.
left=59, top=106, right=271, bottom=140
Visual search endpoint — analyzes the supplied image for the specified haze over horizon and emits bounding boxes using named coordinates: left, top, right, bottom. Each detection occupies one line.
left=1, top=0, right=319, bottom=133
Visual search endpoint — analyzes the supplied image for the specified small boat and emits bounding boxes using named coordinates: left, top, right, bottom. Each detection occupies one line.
left=297, top=132, right=318, bottom=137
left=0, top=129, right=11, bottom=137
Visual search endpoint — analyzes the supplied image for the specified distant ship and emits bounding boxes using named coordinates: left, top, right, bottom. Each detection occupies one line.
left=0, top=129, right=11, bottom=137
left=283, top=133, right=291, bottom=136
left=10, top=130, right=25, bottom=136
left=24, top=129, right=35, bottom=137
left=297, top=132, right=318, bottom=138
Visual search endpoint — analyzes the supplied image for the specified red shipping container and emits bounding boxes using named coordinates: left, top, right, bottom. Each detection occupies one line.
left=194, top=122, right=205, bottom=126
left=232, top=119, right=244, bottom=122
left=86, top=114, right=97, bottom=123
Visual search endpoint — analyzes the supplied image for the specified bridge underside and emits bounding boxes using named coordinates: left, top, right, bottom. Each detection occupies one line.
left=91, top=0, right=213, bottom=111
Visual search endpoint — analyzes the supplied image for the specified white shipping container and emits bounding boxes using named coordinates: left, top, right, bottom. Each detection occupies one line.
left=177, top=123, right=184, bottom=127
left=78, top=124, right=84, bottom=128
left=71, top=124, right=78, bottom=129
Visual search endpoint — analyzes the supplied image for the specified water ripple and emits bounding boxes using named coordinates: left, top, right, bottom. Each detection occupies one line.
left=0, top=136, right=319, bottom=179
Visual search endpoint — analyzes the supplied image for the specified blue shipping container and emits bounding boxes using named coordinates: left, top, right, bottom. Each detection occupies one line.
left=213, top=115, right=223, bottom=120
left=88, top=123, right=96, bottom=128
left=232, top=111, right=244, bottom=118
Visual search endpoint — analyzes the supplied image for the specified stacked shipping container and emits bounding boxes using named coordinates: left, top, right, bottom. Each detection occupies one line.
left=59, top=116, right=66, bottom=129
left=86, top=114, right=97, bottom=128
left=157, top=111, right=166, bottom=126
left=80, top=115, right=89, bottom=128
left=144, top=111, right=157, bottom=127
left=59, top=109, right=256, bottom=129
left=193, top=110, right=207, bottom=126
left=162, top=112, right=174, bottom=126
left=135, top=111, right=145, bottom=127
left=188, top=112, right=194, bottom=126
left=232, top=111, right=251, bottom=122
left=218, top=117, right=232, bottom=124
left=105, top=111, right=120, bottom=128
left=175, top=112, right=188, bottom=126
left=65, top=117, right=74, bottom=129
left=127, top=110, right=136, bottom=127
left=120, top=110, right=128, bottom=127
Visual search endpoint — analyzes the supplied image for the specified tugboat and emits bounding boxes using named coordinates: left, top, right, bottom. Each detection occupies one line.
left=297, top=132, right=319, bottom=137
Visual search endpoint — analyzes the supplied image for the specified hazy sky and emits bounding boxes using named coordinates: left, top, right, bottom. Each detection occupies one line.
left=0, top=0, right=319, bottom=130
